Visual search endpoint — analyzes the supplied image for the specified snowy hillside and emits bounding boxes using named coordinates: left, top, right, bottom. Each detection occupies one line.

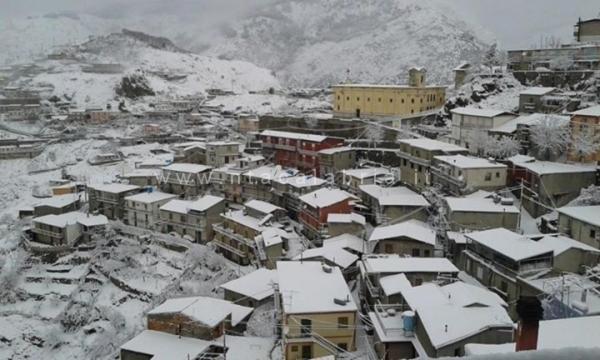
left=15, top=30, right=280, bottom=108
left=203, top=0, right=490, bottom=87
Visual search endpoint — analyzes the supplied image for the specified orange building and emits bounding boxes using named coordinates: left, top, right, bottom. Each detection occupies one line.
left=569, top=105, right=600, bottom=163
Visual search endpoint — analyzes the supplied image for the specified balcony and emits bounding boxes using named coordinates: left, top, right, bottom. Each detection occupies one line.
left=213, top=223, right=255, bottom=247
left=430, top=167, right=467, bottom=188
left=398, top=151, right=431, bottom=167
left=32, top=227, right=63, bottom=238
left=213, top=237, right=247, bottom=257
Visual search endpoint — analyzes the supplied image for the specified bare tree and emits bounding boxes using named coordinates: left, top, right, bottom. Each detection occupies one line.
left=529, top=115, right=571, bottom=160
left=487, top=136, right=522, bottom=159
left=571, top=129, right=600, bottom=161
left=483, top=43, right=501, bottom=74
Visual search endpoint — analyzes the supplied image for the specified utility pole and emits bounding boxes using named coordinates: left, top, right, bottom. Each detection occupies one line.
left=517, top=179, right=524, bottom=231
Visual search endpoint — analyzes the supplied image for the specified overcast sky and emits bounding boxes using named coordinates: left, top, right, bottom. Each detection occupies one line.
left=1, top=0, right=598, bottom=48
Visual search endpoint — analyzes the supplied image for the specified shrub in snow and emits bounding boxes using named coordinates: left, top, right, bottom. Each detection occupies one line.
left=529, top=115, right=571, bottom=160
left=0, top=250, right=25, bottom=303
left=570, top=185, right=600, bottom=206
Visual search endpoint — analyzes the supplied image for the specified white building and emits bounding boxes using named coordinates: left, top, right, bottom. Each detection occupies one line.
left=450, top=107, right=517, bottom=151
left=124, top=191, right=177, bottom=230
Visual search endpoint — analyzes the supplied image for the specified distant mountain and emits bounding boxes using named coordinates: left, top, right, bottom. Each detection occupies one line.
left=16, top=30, right=279, bottom=108
left=202, top=0, right=490, bottom=87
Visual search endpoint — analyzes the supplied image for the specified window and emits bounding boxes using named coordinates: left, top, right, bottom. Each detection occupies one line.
left=484, top=172, right=492, bottom=181
left=384, top=243, right=394, bottom=254
left=424, top=249, right=431, bottom=257
left=415, top=278, right=423, bottom=286
left=367, top=97, right=370, bottom=102
left=291, top=346, right=298, bottom=352
left=337, top=96, right=340, bottom=100
left=403, top=159, right=407, bottom=166
left=389, top=98, right=393, bottom=103
left=357, top=97, right=360, bottom=101
left=500, top=281, right=508, bottom=293
left=591, top=229, right=596, bottom=238
left=378, top=97, right=382, bottom=102
left=346, top=96, right=350, bottom=101
left=338, top=317, right=349, bottom=328
left=338, top=343, right=348, bottom=351
left=401, top=99, right=405, bottom=103
left=476, top=266, right=484, bottom=280
left=496, top=172, right=500, bottom=178
left=411, top=98, right=415, bottom=104
left=412, top=248, right=421, bottom=257
left=300, top=319, right=312, bottom=336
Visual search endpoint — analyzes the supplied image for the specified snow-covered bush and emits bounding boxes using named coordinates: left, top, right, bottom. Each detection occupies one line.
left=529, top=115, right=571, bottom=160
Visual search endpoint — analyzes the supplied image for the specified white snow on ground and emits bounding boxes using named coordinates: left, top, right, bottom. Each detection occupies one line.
left=206, top=93, right=330, bottom=115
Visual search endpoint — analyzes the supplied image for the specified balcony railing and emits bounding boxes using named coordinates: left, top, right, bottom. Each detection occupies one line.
left=32, top=227, right=63, bottom=238
left=213, top=237, right=247, bottom=257
left=430, top=167, right=467, bottom=188
left=213, top=223, right=255, bottom=247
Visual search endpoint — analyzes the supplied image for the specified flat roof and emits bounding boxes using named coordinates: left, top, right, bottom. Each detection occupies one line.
left=508, top=156, right=596, bottom=175
left=162, top=163, right=211, bottom=173
left=341, top=167, right=392, bottom=179
left=89, top=183, right=139, bottom=194
left=399, top=138, right=467, bottom=152
left=558, top=205, right=600, bottom=227
left=120, top=330, right=216, bottom=360
left=33, top=211, right=107, bottom=228
left=573, top=105, right=600, bottom=117
left=327, top=213, right=366, bottom=225
left=277, top=261, right=357, bottom=314
left=434, top=155, right=507, bottom=169
left=244, top=199, right=284, bottom=215
left=318, top=146, right=354, bottom=155
left=261, top=129, right=329, bottom=143
left=332, top=83, right=445, bottom=89
left=34, top=193, right=80, bottom=208
left=361, top=255, right=459, bottom=274
left=294, top=246, right=358, bottom=269
left=451, top=107, right=515, bottom=118
left=520, top=87, right=556, bottom=96
left=445, top=197, right=519, bottom=214
left=124, top=191, right=176, bottom=204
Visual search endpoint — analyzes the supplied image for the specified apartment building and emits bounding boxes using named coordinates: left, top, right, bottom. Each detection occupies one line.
left=368, top=220, right=437, bottom=257
left=88, top=183, right=141, bottom=220
left=33, top=194, right=81, bottom=217
left=31, top=211, right=107, bottom=247
left=159, top=195, right=225, bottom=243
left=124, top=191, right=176, bottom=230
left=298, top=188, right=355, bottom=241
left=450, top=107, right=517, bottom=150
left=359, top=184, right=429, bottom=225
left=317, top=147, right=356, bottom=178
left=444, top=196, right=519, bottom=231
left=160, top=163, right=212, bottom=198
left=276, top=261, right=358, bottom=360
left=569, top=105, right=600, bottom=163
left=205, top=141, right=240, bottom=167
left=210, top=155, right=264, bottom=204
left=557, top=205, right=600, bottom=249
left=260, top=130, right=344, bottom=176
left=397, top=138, right=467, bottom=191
left=338, top=167, right=394, bottom=194
left=212, top=209, right=289, bottom=269
left=431, top=155, right=508, bottom=195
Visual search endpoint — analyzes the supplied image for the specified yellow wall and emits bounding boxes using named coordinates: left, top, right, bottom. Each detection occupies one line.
left=332, top=85, right=445, bottom=117
left=284, top=311, right=357, bottom=359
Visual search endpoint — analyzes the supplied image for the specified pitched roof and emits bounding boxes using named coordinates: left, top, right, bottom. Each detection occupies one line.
left=520, top=87, right=556, bottom=96
left=89, top=183, right=139, bottom=194
left=124, top=191, right=176, bottom=204
left=327, top=213, right=366, bottom=226
left=445, top=197, right=519, bottom=214
left=244, top=199, right=284, bottom=215
left=466, top=228, right=554, bottom=261
left=299, top=188, right=354, bottom=208
left=361, top=255, right=459, bottom=274
left=294, top=246, right=359, bottom=269
left=341, top=167, right=392, bottom=179
left=162, top=163, right=211, bottom=173
left=508, top=157, right=596, bottom=175
left=399, top=138, right=467, bottom=152
left=33, top=211, right=107, bottom=228
left=573, top=105, right=600, bottom=117
left=148, top=296, right=253, bottom=327
left=277, top=261, right=357, bottom=314
left=219, top=269, right=277, bottom=302
left=120, top=330, right=216, bottom=360
left=434, top=155, right=507, bottom=169
left=369, top=219, right=436, bottom=245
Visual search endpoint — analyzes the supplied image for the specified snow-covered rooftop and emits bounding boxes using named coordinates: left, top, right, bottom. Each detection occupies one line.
left=148, top=296, right=253, bottom=327
left=188, top=195, right=224, bottom=212
left=221, top=209, right=263, bottom=231
left=294, top=246, right=358, bottom=269
left=219, top=268, right=277, bottom=302
left=162, top=163, right=211, bottom=173
left=89, top=183, right=139, bottom=194
left=558, top=205, right=600, bottom=227
left=244, top=199, right=284, bottom=215
left=243, top=165, right=294, bottom=182
left=533, top=233, right=600, bottom=255
left=120, top=330, right=216, bottom=360
left=275, top=175, right=327, bottom=189
left=379, top=273, right=413, bottom=297
left=434, top=155, right=507, bottom=169
left=214, top=335, right=274, bottom=360
left=341, top=167, right=392, bottom=179
left=33, top=211, right=107, bottom=228
left=359, top=184, right=429, bottom=207
left=322, top=233, right=366, bottom=254
left=299, top=188, right=354, bottom=208
left=508, top=157, right=596, bottom=175
left=277, top=261, right=357, bottom=314
left=332, top=83, right=444, bottom=89
left=573, top=105, right=600, bottom=117
left=318, top=146, right=354, bottom=155
left=445, top=197, right=519, bottom=214
left=261, top=129, right=329, bottom=143
left=491, top=113, right=569, bottom=134
left=369, top=219, right=436, bottom=245
left=361, top=255, right=459, bottom=274
left=451, top=107, right=515, bottom=118
left=399, top=138, right=467, bottom=153
left=327, top=212, right=366, bottom=225
left=466, top=228, right=554, bottom=262
left=34, top=193, right=80, bottom=208
left=401, top=281, right=512, bottom=349
left=520, top=87, right=556, bottom=96
left=124, top=191, right=176, bottom=204
left=465, top=316, right=600, bottom=355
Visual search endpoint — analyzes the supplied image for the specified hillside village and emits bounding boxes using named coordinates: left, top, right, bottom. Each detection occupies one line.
left=1, top=7, right=600, bottom=360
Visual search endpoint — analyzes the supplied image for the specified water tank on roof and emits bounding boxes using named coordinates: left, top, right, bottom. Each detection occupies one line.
left=402, top=311, right=415, bottom=336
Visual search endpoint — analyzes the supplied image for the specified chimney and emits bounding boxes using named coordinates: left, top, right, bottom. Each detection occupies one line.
left=515, top=296, right=544, bottom=351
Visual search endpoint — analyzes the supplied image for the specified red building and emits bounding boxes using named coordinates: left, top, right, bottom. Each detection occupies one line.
left=298, top=188, right=355, bottom=241
left=260, top=130, right=344, bottom=176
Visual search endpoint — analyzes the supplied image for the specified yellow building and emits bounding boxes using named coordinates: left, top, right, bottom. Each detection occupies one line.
left=332, top=68, right=446, bottom=118
left=277, top=261, right=358, bottom=359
